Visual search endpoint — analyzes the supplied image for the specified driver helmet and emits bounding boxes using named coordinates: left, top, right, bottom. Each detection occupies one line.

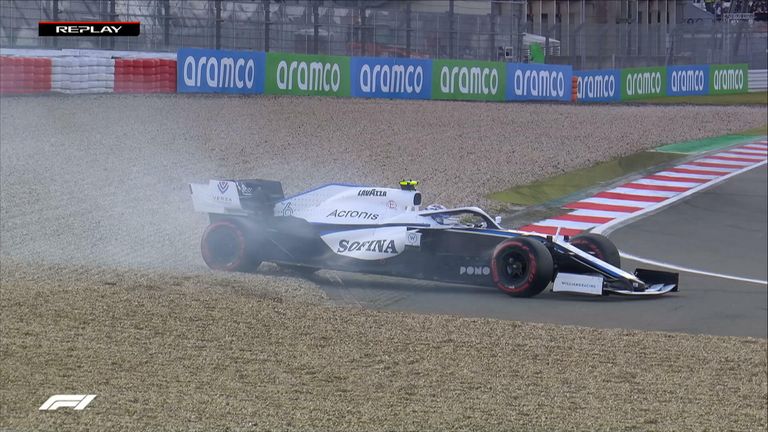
left=425, top=204, right=447, bottom=224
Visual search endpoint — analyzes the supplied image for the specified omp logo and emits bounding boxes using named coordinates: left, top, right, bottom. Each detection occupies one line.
left=217, top=181, right=229, bottom=194
left=440, top=66, right=499, bottom=95
left=337, top=239, right=398, bottom=254
left=513, top=69, right=566, bottom=97
left=577, top=74, right=616, bottom=99
left=39, top=394, right=96, bottom=411
left=327, top=209, right=379, bottom=220
left=670, top=69, right=705, bottom=92
left=626, top=72, right=662, bottom=96
left=183, top=56, right=257, bottom=89
left=460, top=266, right=490, bottom=276
left=359, top=64, right=424, bottom=94
left=713, top=69, right=744, bottom=91
left=276, top=60, right=341, bottom=92
left=357, top=189, right=387, bottom=197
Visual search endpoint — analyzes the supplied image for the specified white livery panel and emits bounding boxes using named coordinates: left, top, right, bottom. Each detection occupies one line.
left=274, top=185, right=421, bottom=225
left=320, top=226, right=408, bottom=260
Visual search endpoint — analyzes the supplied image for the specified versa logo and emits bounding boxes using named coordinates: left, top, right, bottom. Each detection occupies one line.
left=40, top=394, right=96, bottom=411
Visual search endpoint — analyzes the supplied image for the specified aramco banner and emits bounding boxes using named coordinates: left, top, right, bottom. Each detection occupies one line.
left=575, top=69, right=620, bottom=102
left=709, top=64, right=748, bottom=94
left=667, top=65, right=709, bottom=96
left=264, top=52, right=350, bottom=97
left=506, top=63, right=573, bottom=101
left=177, top=48, right=266, bottom=94
left=621, top=66, right=666, bottom=100
left=431, top=59, right=505, bottom=101
left=351, top=57, right=431, bottom=99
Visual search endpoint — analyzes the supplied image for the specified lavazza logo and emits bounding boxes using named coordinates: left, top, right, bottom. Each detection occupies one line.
left=513, top=69, right=566, bottom=97
left=626, top=71, right=662, bottom=96
left=440, top=66, right=499, bottom=95
left=277, top=60, right=341, bottom=92
left=327, top=209, right=379, bottom=220
left=713, top=68, right=744, bottom=91
left=670, top=69, right=705, bottom=93
left=577, top=74, right=616, bottom=99
left=359, top=64, right=424, bottom=94
left=357, top=188, right=387, bottom=197
left=183, top=56, right=258, bottom=89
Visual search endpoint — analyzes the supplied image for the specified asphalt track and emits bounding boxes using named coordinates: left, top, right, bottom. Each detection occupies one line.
left=319, top=165, right=767, bottom=338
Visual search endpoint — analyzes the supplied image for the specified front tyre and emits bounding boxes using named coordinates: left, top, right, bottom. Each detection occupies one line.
left=491, top=237, right=554, bottom=297
left=201, top=220, right=262, bottom=272
left=569, top=233, right=621, bottom=268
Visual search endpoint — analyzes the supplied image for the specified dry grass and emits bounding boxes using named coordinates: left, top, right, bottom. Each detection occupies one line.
left=2, top=259, right=765, bottom=432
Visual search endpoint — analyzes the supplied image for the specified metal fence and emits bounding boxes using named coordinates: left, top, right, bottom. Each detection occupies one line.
left=547, top=20, right=767, bottom=69
left=1, top=0, right=766, bottom=69
left=0, top=0, right=527, bottom=61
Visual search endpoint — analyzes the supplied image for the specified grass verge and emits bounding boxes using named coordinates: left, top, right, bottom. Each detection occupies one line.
left=490, top=129, right=766, bottom=206
left=488, top=151, right=681, bottom=205
left=633, top=91, right=767, bottom=105
left=1, top=259, right=766, bottom=431
left=738, top=123, right=768, bottom=136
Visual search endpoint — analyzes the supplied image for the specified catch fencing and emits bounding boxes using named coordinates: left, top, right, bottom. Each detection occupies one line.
left=1, top=0, right=766, bottom=69
left=548, top=20, right=767, bottom=70
left=0, top=0, right=526, bottom=62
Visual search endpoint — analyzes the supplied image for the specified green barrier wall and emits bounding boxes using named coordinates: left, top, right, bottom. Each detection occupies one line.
left=265, top=52, right=350, bottom=97
left=621, top=66, right=667, bottom=100
left=709, top=64, right=748, bottom=95
left=431, top=59, right=505, bottom=101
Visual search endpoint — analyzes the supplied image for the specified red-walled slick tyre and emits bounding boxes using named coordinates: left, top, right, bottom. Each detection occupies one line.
left=200, top=220, right=261, bottom=272
left=569, top=233, right=621, bottom=268
left=491, top=237, right=554, bottom=298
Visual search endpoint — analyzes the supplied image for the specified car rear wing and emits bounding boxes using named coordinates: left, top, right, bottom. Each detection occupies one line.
left=190, top=179, right=284, bottom=216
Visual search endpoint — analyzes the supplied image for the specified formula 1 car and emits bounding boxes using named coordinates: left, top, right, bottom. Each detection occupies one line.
left=190, top=179, right=678, bottom=297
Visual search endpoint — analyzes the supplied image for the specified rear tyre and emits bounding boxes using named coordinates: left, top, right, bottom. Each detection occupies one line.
left=201, top=220, right=262, bottom=272
left=491, top=237, right=554, bottom=297
left=570, top=233, right=621, bottom=268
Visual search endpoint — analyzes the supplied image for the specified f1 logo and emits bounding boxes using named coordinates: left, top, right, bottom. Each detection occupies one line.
left=39, top=394, right=96, bottom=411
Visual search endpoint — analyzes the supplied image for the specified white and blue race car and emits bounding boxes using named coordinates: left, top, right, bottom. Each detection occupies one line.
left=190, top=179, right=678, bottom=297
